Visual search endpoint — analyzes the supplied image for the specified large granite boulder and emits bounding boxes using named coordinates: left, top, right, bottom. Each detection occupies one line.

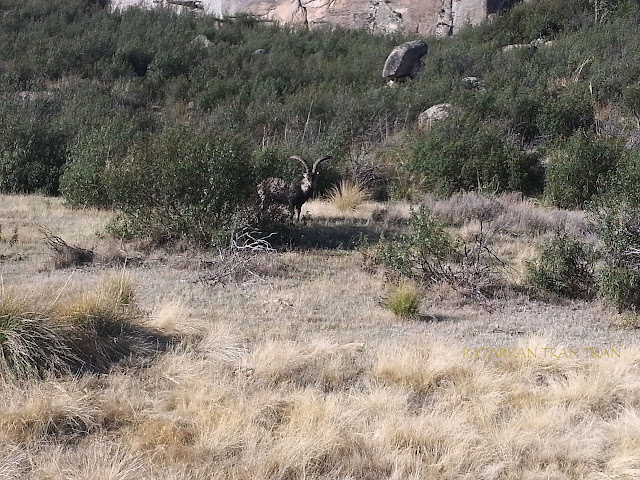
left=382, top=40, right=429, bottom=82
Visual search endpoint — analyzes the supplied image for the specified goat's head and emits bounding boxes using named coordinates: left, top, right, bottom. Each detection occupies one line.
left=290, top=155, right=333, bottom=192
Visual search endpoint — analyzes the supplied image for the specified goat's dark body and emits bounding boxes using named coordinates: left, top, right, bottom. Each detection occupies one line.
left=258, top=155, right=332, bottom=221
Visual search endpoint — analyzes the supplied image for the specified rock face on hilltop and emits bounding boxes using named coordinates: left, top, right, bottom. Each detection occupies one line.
left=112, top=0, right=526, bottom=37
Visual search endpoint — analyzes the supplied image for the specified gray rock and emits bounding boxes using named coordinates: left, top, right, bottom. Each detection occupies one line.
left=192, top=34, right=213, bottom=48
left=252, top=48, right=269, bottom=55
left=461, top=76, right=482, bottom=90
left=382, top=40, right=429, bottom=81
left=418, top=103, right=452, bottom=129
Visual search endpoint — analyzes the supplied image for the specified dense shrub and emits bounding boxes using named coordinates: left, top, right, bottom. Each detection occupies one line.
left=60, top=119, right=141, bottom=207
left=544, top=131, right=624, bottom=209
left=102, top=129, right=256, bottom=246
left=372, top=206, right=457, bottom=284
left=0, top=118, right=68, bottom=194
left=539, top=85, right=595, bottom=138
left=526, top=230, right=596, bottom=299
left=409, top=114, right=539, bottom=196
left=598, top=267, right=640, bottom=311
left=369, top=205, right=507, bottom=299
left=589, top=159, right=640, bottom=266
left=589, top=158, right=640, bottom=310
left=0, top=0, right=639, bottom=245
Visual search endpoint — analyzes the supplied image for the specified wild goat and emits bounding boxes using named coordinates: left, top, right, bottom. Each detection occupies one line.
left=258, top=155, right=333, bottom=221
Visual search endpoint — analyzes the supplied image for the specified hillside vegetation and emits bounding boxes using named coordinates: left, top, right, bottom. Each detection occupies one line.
left=0, top=0, right=639, bottom=242
left=3, top=2, right=640, bottom=477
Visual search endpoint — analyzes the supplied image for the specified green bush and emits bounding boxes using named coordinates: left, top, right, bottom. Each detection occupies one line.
left=539, top=85, right=594, bottom=138
left=409, top=114, right=539, bottom=196
left=372, top=206, right=457, bottom=284
left=0, top=0, right=639, bottom=210
left=588, top=159, right=640, bottom=266
left=102, top=129, right=256, bottom=246
left=544, top=132, right=623, bottom=209
left=526, top=230, right=596, bottom=299
left=60, top=119, right=140, bottom=207
left=598, top=267, right=640, bottom=311
left=0, top=118, right=68, bottom=194
left=588, top=158, right=640, bottom=310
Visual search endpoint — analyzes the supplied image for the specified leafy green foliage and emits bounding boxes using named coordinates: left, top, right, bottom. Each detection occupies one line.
left=539, top=85, right=595, bottom=138
left=60, top=119, right=140, bottom=207
left=588, top=158, right=640, bottom=310
left=598, top=267, right=640, bottom=312
left=1, top=0, right=640, bottom=245
left=371, top=206, right=457, bottom=284
left=410, top=114, right=539, bottom=196
left=544, top=132, right=624, bottom=209
left=0, top=117, right=68, bottom=194
left=589, top=159, right=640, bottom=268
left=526, top=230, right=596, bottom=299
left=102, top=130, right=256, bottom=246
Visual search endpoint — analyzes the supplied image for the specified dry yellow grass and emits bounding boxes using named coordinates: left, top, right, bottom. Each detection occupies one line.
left=2, top=194, right=640, bottom=479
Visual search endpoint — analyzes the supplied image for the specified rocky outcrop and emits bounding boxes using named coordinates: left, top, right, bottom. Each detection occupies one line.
left=112, top=0, right=525, bottom=37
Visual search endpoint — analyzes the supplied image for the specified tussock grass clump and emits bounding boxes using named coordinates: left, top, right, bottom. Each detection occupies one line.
left=0, top=296, right=78, bottom=380
left=0, top=276, right=168, bottom=380
left=328, top=180, right=370, bottom=212
left=385, top=283, right=420, bottom=318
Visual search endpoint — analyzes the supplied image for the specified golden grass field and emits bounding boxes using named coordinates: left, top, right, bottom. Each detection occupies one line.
left=1, top=193, right=640, bottom=479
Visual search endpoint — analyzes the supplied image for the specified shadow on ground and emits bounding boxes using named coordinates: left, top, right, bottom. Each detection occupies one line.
left=291, top=222, right=385, bottom=250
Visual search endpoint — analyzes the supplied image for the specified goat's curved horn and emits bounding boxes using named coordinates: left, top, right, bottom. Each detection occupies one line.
left=312, top=155, right=333, bottom=173
left=290, top=155, right=310, bottom=174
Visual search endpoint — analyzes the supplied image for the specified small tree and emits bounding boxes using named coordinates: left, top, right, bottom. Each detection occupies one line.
left=544, top=132, right=623, bottom=209
left=526, top=230, right=596, bottom=299
left=102, top=129, right=256, bottom=246
left=589, top=158, right=640, bottom=310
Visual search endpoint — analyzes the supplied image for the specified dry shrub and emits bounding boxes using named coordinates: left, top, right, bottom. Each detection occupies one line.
left=369, top=203, right=409, bottom=228
left=349, top=158, right=389, bottom=201
left=328, top=180, right=370, bottom=212
left=426, top=191, right=591, bottom=236
left=427, top=191, right=505, bottom=227
left=39, top=225, right=94, bottom=269
left=495, top=193, right=591, bottom=236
